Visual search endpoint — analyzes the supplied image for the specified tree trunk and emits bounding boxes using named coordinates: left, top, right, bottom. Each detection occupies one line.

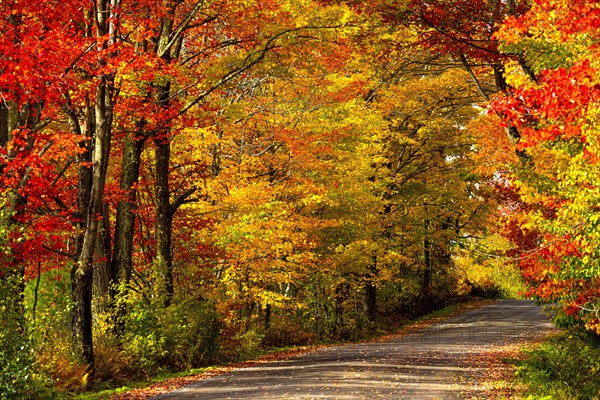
left=153, top=3, right=177, bottom=307
left=155, top=137, right=174, bottom=306
left=70, top=262, right=95, bottom=370
left=334, top=281, right=349, bottom=336
left=111, top=131, right=145, bottom=330
left=422, top=219, right=432, bottom=293
left=0, top=101, right=8, bottom=147
left=363, top=257, right=377, bottom=323
left=422, top=236, right=432, bottom=293
left=93, top=204, right=112, bottom=313
left=153, top=48, right=195, bottom=309
left=315, top=273, right=323, bottom=338
left=264, top=303, right=272, bottom=329
left=113, top=132, right=145, bottom=286
left=72, top=69, right=114, bottom=373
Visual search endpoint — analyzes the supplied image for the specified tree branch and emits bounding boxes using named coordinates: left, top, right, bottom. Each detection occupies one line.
left=168, top=186, right=197, bottom=218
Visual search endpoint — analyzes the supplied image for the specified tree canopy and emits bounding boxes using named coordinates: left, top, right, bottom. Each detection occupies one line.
left=0, top=0, right=597, bottom=396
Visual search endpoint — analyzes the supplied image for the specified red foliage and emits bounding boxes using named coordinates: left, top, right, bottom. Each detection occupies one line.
left=493, top=60, right=600, bottom=148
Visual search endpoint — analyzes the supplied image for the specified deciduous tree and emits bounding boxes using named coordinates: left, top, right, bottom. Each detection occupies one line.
left=493, top=0, right=600, bottom=332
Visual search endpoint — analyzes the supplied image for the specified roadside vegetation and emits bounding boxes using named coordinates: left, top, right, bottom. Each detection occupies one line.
left=75, top=297, right=495, bottom=400
left=513, top=327, right=600, bottom=400
left=30, top=277, right=508, bottom=399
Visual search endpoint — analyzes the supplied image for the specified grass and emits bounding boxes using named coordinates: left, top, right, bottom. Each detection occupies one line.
left=510, top=327, right=600, bottom=399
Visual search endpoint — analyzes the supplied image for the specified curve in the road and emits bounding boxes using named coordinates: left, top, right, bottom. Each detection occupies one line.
left=153, top=300, right=556, bottom=400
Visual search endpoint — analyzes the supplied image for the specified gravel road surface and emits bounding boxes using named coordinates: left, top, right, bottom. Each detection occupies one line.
left=153, top=300, right=555, bottom=399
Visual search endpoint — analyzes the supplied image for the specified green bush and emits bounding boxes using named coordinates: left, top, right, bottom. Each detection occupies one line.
left=158, top=299, right=220, bottom=369
left=123, top=296, right=219, bottom=375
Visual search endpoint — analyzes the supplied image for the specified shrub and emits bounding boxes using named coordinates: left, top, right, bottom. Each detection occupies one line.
left=157, top=299, right=220, bottom=369
left=216, top=324, right=265, bottom=362
left=122, top=295, right=220, bottom=375
left=263, top=318, right=317, bottom=347
left=93, top=335, right=138, bottom=385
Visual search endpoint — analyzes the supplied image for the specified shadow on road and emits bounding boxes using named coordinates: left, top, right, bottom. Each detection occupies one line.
left=153, top=300, right=555, bottom=399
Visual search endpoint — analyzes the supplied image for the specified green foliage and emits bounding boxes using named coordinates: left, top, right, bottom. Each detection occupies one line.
left=0, top=275, right=54, bottom=400
left=122, top=296, right=219, bottom=374
left=0, top=275, right=33, bottom=400
left=516, top=328, right=600, bottom=400
left=24, top=269, right=88, bottom=393
left=492, top=265, right=527, bottom=299
left=0, top=201, right=54, bottom=398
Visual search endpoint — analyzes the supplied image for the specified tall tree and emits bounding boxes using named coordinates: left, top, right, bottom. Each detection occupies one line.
left=1, top=0, right=353, bottom=375
left=492, top=0, right=600, bottom=332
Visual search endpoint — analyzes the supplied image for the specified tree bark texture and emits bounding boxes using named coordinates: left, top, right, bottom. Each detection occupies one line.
left=72, top=75, right=114, bottom=372
left=70, top=0, right=119, bottom=373
left=155, top=137, right=175, bottom=306
left=112, top=134, right=145, bottom=286
left=110, top=132, right=145, bottom=331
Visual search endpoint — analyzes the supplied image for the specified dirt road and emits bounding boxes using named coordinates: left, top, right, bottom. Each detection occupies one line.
left=153, top=300, right=555, bottom=399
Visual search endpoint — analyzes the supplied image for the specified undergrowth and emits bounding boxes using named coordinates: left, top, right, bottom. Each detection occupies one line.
left=74, top=298, right=489, bottom=399
left=515, top=327, right=600, bottom=399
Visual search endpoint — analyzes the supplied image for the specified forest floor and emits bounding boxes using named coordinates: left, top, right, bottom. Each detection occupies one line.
left=114, top=300, right=556, bottom=399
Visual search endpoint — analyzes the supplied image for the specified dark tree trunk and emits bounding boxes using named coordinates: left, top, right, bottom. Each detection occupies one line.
left=364, top=257, right=377, bottom=323
left=155, top=137, right=174, bottom=307
left=70, top=263, right=95, bottom=369
left=0, top=101, right=8, bottom=147
left=93, top=204, right=112, bottom=313
left=153, top=5, right=176, bottom=307
left=364, top=282, right=377, bottom=323
left=422, top=219, right=432, bottom=293
left=264, top=303, right=272, bottom=329
left=111, top=131, right=145, bottom=331
left=72, top=68, right=115, bottom=375
left=423, top=239, right=432, bottom=292
left=66, top=96, right=95, bottom=370
left=112, top=132, right=145, bottom=286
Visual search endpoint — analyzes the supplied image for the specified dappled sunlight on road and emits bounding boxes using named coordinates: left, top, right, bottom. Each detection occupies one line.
left=152, top=300, right=556, bottom=399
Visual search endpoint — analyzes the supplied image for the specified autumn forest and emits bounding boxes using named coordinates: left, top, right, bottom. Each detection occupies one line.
left=1, top=0, right=600, bottom=397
